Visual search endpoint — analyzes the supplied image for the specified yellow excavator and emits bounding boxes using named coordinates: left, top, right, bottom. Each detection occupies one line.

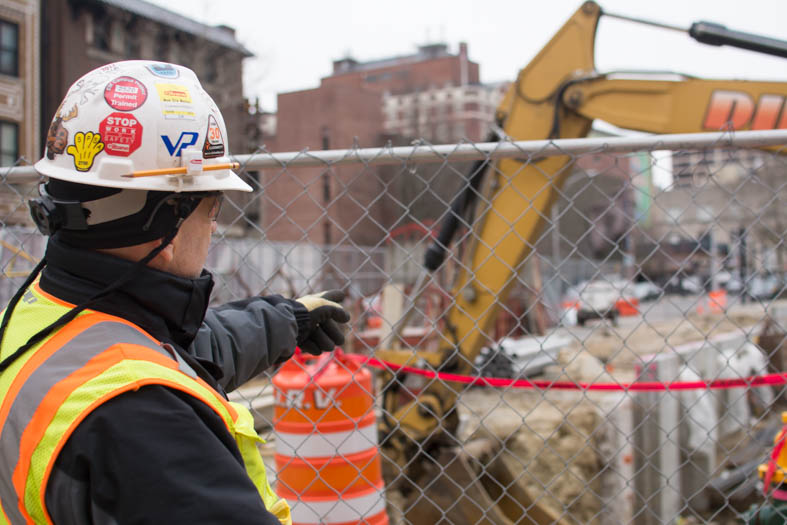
left=374, top=2, right=787, bottom=523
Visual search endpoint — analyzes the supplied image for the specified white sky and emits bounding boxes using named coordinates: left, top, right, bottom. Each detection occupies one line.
left=147, top=0, right=787, bottom=111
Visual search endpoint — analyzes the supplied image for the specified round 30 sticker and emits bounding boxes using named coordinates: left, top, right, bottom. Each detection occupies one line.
left=104, top=76, right=148, bottom=111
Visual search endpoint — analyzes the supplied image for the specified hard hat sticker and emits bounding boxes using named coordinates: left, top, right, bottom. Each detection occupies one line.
left=156, top=84, right=192, bottom=104
left=156, top=83, right=196, bottom=121
left=45, top=104, right=78, bottom=160
left=104, top=76, right=148, bottom=111
left=203, top=115, right=225, bottom=158
left=162, top=132, right=200, bottom=157
left=162, top=108, right=196, bottom=120
left=67, top=131, right=105, bottom=172
left=145, top=63, right=180, bottom=79
left=99, top=113, right=143, bottom=157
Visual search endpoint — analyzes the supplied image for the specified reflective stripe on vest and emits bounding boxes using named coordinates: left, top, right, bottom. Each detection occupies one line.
left=0, top=283, right=291, bottom=525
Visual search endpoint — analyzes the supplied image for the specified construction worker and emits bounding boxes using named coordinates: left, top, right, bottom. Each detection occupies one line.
left=745, top=415, right=787, bottom=524
left=0, top=61, right=350, bottom=524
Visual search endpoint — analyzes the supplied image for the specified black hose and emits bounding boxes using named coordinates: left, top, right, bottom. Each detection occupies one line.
left=423, top=132, right=498, bottom=271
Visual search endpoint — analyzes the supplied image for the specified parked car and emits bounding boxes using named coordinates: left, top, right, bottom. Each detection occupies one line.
left=715, top=271, right=732, bottom=289
left=725, top=274, right=744, bottom=294
left=576, top=280, right=619, bottom=326
left=747, top=273, right=780, bottom=300
left=632, top=281, right=662, bottom=302
left=723, top=272, right=784, bottom=300
left=663, top=273, right=703, bottom=296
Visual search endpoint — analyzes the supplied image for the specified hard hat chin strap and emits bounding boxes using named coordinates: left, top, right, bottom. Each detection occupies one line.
left=30, top=184, right=206, bottom=237
left=29, top=183, right=89, bottom=236
left=142, top=192, right=208, bottom=232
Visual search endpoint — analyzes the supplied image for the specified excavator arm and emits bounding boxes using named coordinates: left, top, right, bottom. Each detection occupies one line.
left=377, top=2, right=787, bottom=523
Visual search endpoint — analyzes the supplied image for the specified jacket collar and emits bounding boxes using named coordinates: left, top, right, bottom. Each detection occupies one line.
left=39, top=235, right=214, bottom=351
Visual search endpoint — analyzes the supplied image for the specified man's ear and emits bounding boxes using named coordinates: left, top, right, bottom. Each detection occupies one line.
left=153, top=240, right=175, bottom=264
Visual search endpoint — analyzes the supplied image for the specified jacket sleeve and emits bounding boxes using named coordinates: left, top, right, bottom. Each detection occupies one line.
left=189, top=295, right=307, bottom=392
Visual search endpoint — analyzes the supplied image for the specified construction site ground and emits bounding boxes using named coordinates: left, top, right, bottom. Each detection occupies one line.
left=240, top=294, right=786, bottom=524
left=454, top=295, right=786, bottom=524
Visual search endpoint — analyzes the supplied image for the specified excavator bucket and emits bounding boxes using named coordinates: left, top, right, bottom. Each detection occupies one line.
left=399, top=439, right=566, bottom=525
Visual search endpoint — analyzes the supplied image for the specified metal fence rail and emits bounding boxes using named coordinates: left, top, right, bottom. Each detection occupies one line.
left=2, top=130, right=787, bottom=524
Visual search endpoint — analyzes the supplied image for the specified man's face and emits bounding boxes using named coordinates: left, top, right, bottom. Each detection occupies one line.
left=166, top=195, right=220, bottom=278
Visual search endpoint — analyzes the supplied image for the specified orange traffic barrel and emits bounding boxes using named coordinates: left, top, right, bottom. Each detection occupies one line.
left=697, top=290, right=728, bottom=315
left=273, top=350, right=388, bottom=525
left=615, top=297, right=639, bottom=316
left=708, top=289, right=727, bottom=313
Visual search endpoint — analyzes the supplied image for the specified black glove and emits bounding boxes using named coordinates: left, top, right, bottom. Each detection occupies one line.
left=294, top=290, right=351, bottom=355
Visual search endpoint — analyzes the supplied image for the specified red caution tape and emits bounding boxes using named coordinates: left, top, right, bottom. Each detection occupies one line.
left=344, top=353, right=787, bottom=392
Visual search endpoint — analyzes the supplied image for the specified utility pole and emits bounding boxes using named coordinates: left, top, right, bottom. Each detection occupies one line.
left=708, top=226, right=718, bottom=292
left=739, top=227, right=748, bottom=302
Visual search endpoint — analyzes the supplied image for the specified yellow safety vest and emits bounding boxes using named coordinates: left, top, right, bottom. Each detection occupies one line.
left=0, top=281, right=291, bottom=525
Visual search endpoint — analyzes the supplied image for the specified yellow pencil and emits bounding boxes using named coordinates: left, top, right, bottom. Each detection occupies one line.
left=122, top=162, right=240, bottom=178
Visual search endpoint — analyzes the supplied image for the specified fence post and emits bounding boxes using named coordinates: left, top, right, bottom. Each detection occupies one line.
left=634, top=353, right=681, bottom=524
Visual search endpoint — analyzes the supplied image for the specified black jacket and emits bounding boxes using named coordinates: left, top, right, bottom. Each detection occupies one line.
left=37, top=237, right=306, bottom=524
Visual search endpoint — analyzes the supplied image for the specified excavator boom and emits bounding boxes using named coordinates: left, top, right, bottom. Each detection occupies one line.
left=377, top=3, right=787, bottom=523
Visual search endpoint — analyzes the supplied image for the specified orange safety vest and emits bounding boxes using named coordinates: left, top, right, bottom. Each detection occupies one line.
left=0, top=281, right=291, bottom=524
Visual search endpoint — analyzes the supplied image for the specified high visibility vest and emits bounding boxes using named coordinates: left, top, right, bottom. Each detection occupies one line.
left=0, top=281, right=291, bottom=525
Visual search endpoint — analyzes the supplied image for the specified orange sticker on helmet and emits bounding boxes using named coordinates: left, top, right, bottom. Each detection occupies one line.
left=202, top=115, right=225, bottom=158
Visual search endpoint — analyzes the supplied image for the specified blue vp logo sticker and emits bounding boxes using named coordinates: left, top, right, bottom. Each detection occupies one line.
left=161, top=132, right=199, bottom=157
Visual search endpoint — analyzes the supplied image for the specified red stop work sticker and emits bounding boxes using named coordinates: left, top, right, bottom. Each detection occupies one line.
left=99, top=113, right=143, bottom=156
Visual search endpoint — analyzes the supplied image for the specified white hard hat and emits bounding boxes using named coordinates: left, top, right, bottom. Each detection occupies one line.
left=35, top=60, right=251, bottom=193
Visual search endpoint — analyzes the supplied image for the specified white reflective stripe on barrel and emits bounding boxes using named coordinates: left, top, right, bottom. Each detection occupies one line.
left=286, top=485, right=386, bottom=524
left=276, top=422, right=378, bottom=457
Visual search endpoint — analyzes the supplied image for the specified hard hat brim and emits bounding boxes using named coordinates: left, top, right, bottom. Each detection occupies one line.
left=34, top=158, right=253, bottom=193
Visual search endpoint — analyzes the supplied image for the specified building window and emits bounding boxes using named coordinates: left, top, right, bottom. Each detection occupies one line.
left=0, top=120, right=18, bottom=165
left=154, top=32, right=169, bottom=61
left=92, top=14, right=111, bottom=52
left=124, top=21, right=140, bottom=57
left=0, top=20, right=18, bottom=76
left=203, top=53, right=218, bottom=84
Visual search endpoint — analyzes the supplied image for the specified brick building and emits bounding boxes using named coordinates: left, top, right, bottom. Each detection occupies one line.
left=383, top=80, right=507, bottom=144
left=261, top=43, right=507, bottom=245
left=0, top=0, right=40, bottom=225
left=651, top=148, right=785, bottom=278
left=537, top=129, right=640, bottom=277
left=0, top=0, right=255, bottom=228
left=40, top=0, right=253, bottom=155
left=0, top=0, right=39, bottom=165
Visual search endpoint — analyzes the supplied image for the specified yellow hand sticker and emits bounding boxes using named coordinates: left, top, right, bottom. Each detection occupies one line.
left=67, top=131, right=105, bottom=172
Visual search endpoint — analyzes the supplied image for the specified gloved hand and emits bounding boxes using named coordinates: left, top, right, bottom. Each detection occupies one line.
left=294, top=290, right=351, bottom=355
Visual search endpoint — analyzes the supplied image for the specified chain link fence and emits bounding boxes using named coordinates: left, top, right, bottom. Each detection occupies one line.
left=2, top=130, right=787, bottom=524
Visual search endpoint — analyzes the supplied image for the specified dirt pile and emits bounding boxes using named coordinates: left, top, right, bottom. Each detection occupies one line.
left=452, top=301, right=781, bottom=524
left=458, top=388, right=604, bottom=524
